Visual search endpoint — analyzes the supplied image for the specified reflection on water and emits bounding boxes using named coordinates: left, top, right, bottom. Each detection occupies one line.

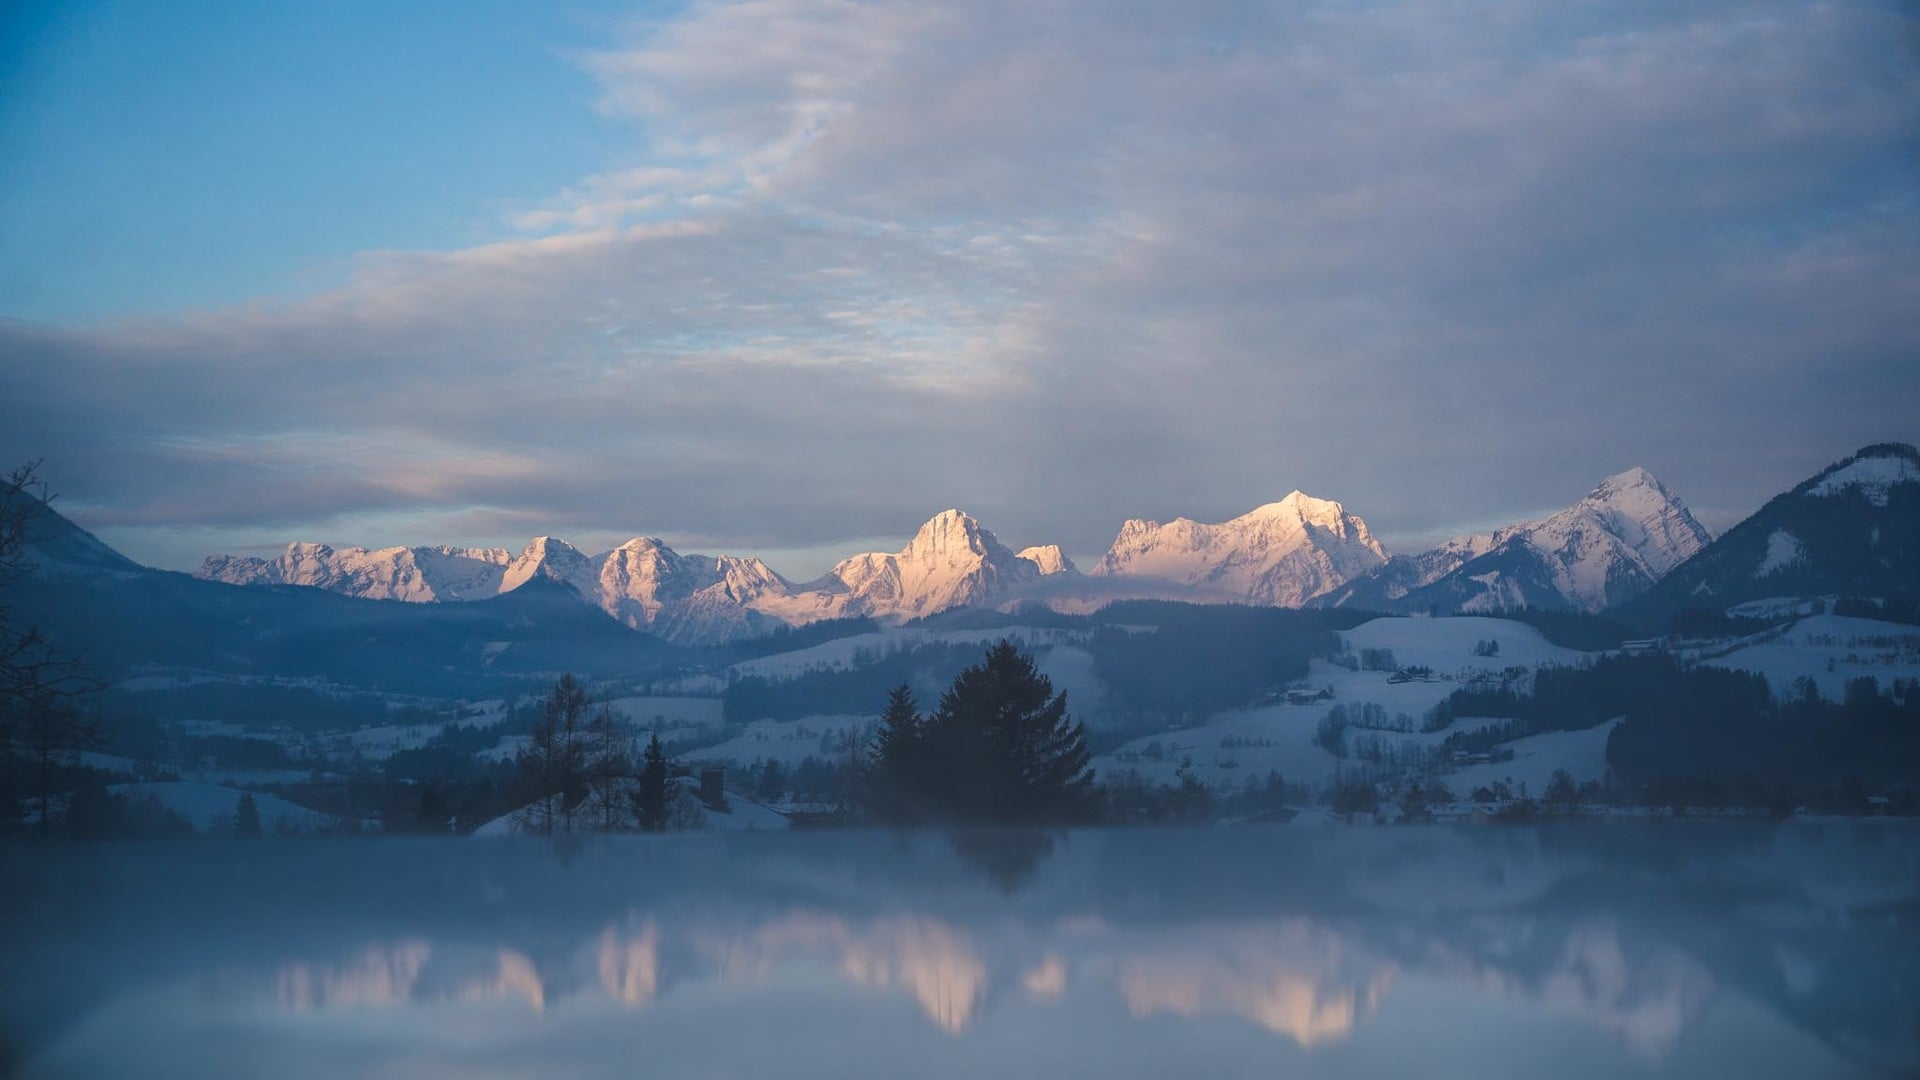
left=1114, top=921, right=1391, bottom=1046
left=3, top=823, right=1916, bottom=1078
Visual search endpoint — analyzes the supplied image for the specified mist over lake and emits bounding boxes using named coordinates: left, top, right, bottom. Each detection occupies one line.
left=6, top=823, right=1915, bottom=1079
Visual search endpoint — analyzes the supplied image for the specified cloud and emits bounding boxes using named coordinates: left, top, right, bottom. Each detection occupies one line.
left=2, top=0, right=1915, bottom=569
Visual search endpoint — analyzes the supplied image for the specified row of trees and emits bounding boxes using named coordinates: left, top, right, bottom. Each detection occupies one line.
left=514, top=640, right=1101, bottom=832
left=512, top=674, right=674, bottom=835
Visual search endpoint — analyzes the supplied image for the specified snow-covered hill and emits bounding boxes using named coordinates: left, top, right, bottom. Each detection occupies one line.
left=1090, top=492, right=1388, bottom=607
left=1323, top=469, right=1711, bottom=614
left=1614, top=443, right=1920, bottom=631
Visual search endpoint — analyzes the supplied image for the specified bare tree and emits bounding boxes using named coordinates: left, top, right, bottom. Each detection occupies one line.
left=1, top=461, right=104, bottom=835
left=585, top=701, right=634, bottom=831
left=513, top=674, right=592, bottom=836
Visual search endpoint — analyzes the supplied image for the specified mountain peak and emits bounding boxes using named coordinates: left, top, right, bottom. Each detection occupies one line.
left=1591, top=466, right=1658, bottom=494
left=1017, top=544, right=1078, bottom=576
left=903, top=509, right=991, bottom=557
left=1095, top=493, right=1387, bottom=605
left=1804, top=443, right=1920, bottom=507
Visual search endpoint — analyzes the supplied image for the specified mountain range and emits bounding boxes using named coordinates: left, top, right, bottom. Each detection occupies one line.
left=197, top=467, right=1725, bottom=644
left=13, top=443, right=1916, bottom=658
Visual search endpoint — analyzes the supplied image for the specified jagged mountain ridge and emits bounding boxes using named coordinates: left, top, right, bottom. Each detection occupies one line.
left=1611, top=443, right=1920, bottom=631
left=196, top=468, right=1726, bottom=643
left=1090, top=492, right=1388, bottom=607
left=1321, top=468, right=1713, bottom=615
left=198, top=509, right=1056, bottom=646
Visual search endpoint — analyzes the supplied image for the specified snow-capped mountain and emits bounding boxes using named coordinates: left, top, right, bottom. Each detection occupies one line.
left=819, top=509, right=1042, bottom=621
left=1323, top=468, right=1712, bottom=615
left=197, top=509, right=1049, bottom=645
left=1614, top=443, right=1920, bottom=631
left=191, top=470, right=1733, bottom=642
left=199, top=542, right=516, bottom=602
left=1017, top=545, right=1077, bottom=576
left=1090, top=492, right=1388, bottom=607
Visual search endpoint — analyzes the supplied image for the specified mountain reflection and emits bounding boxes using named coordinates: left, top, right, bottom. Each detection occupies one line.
left=274, top=941, right=430, bottom=1010
left=9, top=826, right=1914, bottom=1079
left=242, top=911, right=1707, bottom=1056
left=1114, top=922, right=1391, bottom=1046
left=596, top=919, right=660, bottom=1008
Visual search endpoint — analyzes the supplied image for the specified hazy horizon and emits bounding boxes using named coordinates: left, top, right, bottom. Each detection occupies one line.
left=3, top=0, right=1915, bottom=575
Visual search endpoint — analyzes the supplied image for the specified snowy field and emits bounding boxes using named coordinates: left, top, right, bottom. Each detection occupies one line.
left=1443, top=718, right=1623, bottom=796
left=686, top=715, right=871, bottom=770
left=729, top=626, right=1089, bottom=680
left=1096, top=617, right=1599, bottom=792
left=107, top=782, right=339, bottom=833
left=605, top=695, right=725, bottom=732
left=1337, top=615, right=1586, bottom=674
left=1704, top=615, right=1920, bottom=700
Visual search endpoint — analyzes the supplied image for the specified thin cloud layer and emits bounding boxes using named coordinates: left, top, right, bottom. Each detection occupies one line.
left=2, top=0, right=1915, bottom=569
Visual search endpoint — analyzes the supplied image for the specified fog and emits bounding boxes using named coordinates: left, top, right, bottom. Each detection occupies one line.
left=5, top=823, right=1915, bottom=1078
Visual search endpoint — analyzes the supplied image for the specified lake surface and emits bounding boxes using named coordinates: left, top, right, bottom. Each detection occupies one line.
left=4, top=822, right=1917, bottom=1078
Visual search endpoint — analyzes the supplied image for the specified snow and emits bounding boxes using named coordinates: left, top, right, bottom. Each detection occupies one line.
left=1355, top=469, right=1711, bottom=616
left=687, top=716, right=870, bottom=769
left=1444, top=718, right=1622, bottom=796
left=604, top=696, right=725, bottom=732
left=1094, top=617, right=1593, bottom=792
left=345, top=722, right=457, bottom=759
left=1756, top=530, right=1805, bottom=577
left=1807, top=453, right=1919, bottom=506
left=471, top=777, right=790, bottom=836
left=1725, top=596, right=1821, bottom=621
left=1090, top=492, right=1388, bottom=607
left=729, top=626, right=1088, bottom=680
left=198, top=541, right=514, bottom=602
left=697, top=793, right=792, bottom=831
left=107, top=782, right=339, bottom=833
left=1704, top=615, right=1920, bottom=700
left=1338, top=616, right=1586, bottom=673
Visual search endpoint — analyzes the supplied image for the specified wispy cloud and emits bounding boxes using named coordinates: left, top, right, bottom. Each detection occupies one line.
left=2, top=0, right=1914, bottom=569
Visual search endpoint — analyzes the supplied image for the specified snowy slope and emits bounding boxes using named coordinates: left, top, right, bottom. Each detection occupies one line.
left=1702, top=615, right=1920, bottom=701
left=1808, top=452, right=1920, bottom=506
left=1614, top=444, right=1920, bottom=630
left=1091, top=492, right=1388, bottom=607
left=199, top=542, right=514, bottom=602
left=1017, top=545, right=1078, bottom=576
left=1095, top=617, right=1590, bottom=792
left=197, top=510, right=1054, bottom=645
left=1326, top=469, right=1711, bottom=614
left=108, top=782, right=340, bottom=834
left=820, top=509, right=1042, bottom=621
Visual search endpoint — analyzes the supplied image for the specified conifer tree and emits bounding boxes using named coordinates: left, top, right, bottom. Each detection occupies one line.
left=233, top=791, right=262, bottom=837
left=635, top=733, right=670, bottom=832
left=874, top=640, right=1095, bottom=824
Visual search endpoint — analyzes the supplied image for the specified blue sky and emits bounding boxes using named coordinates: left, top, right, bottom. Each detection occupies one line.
left=1, top=0, right=1915, bottom=575
left=1, top=0, right=647, bottom=320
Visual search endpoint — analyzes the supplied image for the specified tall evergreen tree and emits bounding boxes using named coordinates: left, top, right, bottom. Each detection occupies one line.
left=233, top=791, right=262, bottom=837
left=876, top=640, right=1095, bottom=824
left=870, top=683, right=924, bottom=819
left=635, top=733, right=670, bottom=832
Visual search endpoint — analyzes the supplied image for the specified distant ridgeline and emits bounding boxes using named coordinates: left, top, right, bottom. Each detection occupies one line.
left=3, top=443, right=1917, bottom=837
